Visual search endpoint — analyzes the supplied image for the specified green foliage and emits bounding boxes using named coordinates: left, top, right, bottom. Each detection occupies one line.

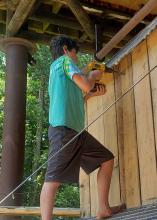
left=23, top=44, right=51, bottom=205
left=56, top=184, right=80, bottom=208
left=77, top=52, right=93, bottom=69
left=0, top=51, right=5, bottom=151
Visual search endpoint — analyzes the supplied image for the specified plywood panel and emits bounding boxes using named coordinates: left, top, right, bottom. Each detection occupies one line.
left=114, top=67, right=126, bottom=204
left=147, top=28, right=157, bottom=157
left=79, top=168, right=90, bottom=217
left=132, top=40, right=157, bottom=204
left=103, top=81, right=121, bottom=207
left=80, top=104, right=91, bottom=217
left=87, top=96, right=104, bottom=216
left=120, top=55, right=141, bottom=208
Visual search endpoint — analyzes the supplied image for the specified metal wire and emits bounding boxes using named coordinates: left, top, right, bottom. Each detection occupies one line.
left=0, top=64, right=157, bottom=205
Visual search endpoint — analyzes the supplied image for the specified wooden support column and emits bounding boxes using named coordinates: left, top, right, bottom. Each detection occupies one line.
left=0, top=38, right=35, bottom=220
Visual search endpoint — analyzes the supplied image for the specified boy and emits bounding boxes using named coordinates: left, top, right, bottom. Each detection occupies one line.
left=40, top=35, right=122, bottom=220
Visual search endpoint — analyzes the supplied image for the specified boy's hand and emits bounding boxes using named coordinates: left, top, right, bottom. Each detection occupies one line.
left=91, top=84, right=106, bottom=96
left=89, top=70, right=103, bottom=81
left=84, top=84, right=106, bottom=101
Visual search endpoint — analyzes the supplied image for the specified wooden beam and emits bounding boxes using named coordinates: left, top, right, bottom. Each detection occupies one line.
left=0, top=23, right=5, bottom=34
left=0, top=0, right=20, bottom=10
left=28, top=20, right=44, bottom=34
left=45, top=25, right=80, bottom=39
left=6, top=0, right=14, bottom=36
left=66, top=0, right=95, bottom=40
left=43, top=22, right=49, bottom=33
left=45, top=0, right=65, bottom=5
left=28, top=20, right=80, bottom=39
left=0, top=10, right=6, bottom=24
left=16, top=30, right=96, bottom=53
left=29, top=14, right=132, bottom=42
left=30, top=14, right=83, bottom=31
left=6, top=0, right=37, bottom=36
left=96, top=0, right=157, bottom=60
left=47, top=0, right=152, bottom=25
left=29, top=0, right=43, bottom=17
left=0, top=206, right=80, bottom=217
left=0, top=29, right=119, bottom=56
left=0, top=0, right=7, bottom=10
left=17, top=30, right=52, bottom=44
left=79, top=32, right=88, bottom=42
left=9, top=0, right=20, bottom=9
left=52, top=2, right=63, bottom=14
left=27, top=19, right=128, bottom=48
left=81, top=3, right=151, bottom=25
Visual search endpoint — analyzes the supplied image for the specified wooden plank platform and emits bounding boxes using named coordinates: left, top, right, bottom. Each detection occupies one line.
left=81, top=203, right=157, bottom=219
left=1, top=203, right=157, bottom=219
left=0, top=206, right=80, bottom=217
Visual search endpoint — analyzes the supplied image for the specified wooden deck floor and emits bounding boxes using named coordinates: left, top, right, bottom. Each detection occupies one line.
left=81, top=203, right=157, bottom=219
left=0, top=203, right=157, bottom=219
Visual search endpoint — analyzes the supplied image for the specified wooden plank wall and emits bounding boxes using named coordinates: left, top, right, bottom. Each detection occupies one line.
left=80, top=28, right=157, bottom=217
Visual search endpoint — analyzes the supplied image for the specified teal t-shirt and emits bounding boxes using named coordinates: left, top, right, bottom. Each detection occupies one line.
left=48, top=55, right=85, bottom=132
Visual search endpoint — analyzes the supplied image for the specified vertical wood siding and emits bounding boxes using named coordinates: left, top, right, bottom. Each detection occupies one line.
left=80, top=28, right=157, bottom=217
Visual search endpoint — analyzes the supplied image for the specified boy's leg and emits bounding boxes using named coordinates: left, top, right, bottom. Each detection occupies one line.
left=97, top=159, right=114, bottom=219
left=40, top=181, right=61, bottom=220
left=81, top=131, right=125, bottom=219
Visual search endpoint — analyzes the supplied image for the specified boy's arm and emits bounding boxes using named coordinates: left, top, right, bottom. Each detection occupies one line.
left=73, top=69, right=103, bottom=93
left=63, top=56, right=103, bottom=93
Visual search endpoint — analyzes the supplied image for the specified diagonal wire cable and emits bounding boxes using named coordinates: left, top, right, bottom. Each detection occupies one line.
left=0, top=64, right=157, bottom=205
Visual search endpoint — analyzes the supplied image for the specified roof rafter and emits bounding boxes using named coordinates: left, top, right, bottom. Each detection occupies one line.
left=52, top=2, right=63, bottom=14
left=6, top=0, right=37, bottom=36
left=66, top=0, right=95, bottom=40
left=30, top=14, right=83, bottom=31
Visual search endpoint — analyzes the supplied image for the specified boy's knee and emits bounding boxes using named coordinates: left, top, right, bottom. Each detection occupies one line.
left=44, top=181, right=61, bottom=189
left=101, top=158, right=114, bottom=167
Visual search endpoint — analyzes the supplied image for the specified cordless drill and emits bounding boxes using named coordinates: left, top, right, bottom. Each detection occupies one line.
left=84, top=60, right=113, bottom=92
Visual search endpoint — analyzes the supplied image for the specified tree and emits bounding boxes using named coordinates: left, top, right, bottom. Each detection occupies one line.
left=0, top=52, right=5, bottom=169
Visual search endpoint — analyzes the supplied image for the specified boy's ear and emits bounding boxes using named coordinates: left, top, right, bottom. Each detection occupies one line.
left=63, top=45, right=68, bottom=54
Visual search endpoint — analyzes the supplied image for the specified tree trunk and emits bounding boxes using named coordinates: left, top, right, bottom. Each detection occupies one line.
left=31, top=74, right=45, bottom=205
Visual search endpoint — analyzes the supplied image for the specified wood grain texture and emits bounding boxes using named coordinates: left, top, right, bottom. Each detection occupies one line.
left=132, top=40, right=157, bottom=204
left=120, top=55, right=141, bottom=208
left=147, top=28, right=157, bottom=158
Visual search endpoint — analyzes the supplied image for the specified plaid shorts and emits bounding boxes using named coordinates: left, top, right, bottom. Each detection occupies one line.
left=45, top=126, right=114, bottom=183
